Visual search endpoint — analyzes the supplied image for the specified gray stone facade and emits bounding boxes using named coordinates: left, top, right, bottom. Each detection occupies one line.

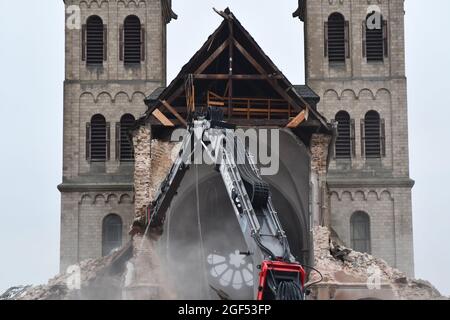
left=59, top=0, right=415, bottom=279
left=302, top=0, right=414, bottom=276
left=59, top=0, right=168, bottom=272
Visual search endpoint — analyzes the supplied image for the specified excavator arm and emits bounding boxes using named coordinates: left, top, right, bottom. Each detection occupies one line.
left=145, top=109, right=306, bottom=300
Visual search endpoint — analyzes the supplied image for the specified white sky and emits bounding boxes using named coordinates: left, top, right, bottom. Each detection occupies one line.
left=0, top=0, right=449, bottom=296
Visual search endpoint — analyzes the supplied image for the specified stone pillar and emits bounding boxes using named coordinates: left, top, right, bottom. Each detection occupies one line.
left=126, top=124, right=183, bottom=299
left=310, top=134, right=332, bottom=227
left=122, top=235, right=176, bottom=300
left=132, top=125, right=182, bottom=225
left=132, top=124, right=153, bottom=222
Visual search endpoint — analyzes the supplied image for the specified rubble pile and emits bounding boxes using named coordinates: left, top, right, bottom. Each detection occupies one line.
left=2, top=245, right=132, bottom=300
left=2, top=236, right=177, bottom=300
left=122, top=235, right=176, bottom=300
left=0, top=286, right=32, bottom=300
left=311, top=226, right=446, bottom=300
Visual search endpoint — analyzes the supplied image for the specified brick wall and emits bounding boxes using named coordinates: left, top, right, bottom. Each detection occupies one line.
left=132, top=126, right=181, bottom=220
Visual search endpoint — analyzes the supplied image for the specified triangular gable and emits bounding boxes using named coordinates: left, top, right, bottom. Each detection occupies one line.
left=144, top=8, right=329, bottom=131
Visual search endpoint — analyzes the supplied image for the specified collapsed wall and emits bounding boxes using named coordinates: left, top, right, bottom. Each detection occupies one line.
left=3, top=127, right=447, bottom=300
left=310, top=226, right=446, bottom=300
left=1, top=237, right=175, bottom=300
left=132, top=125, right=181, bottom=229
left=3, top=245, right=131, bottom=300
left=1, top=128, right=182, bottom=301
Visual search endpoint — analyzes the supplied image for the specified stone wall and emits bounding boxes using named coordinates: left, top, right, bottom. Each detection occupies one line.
left=303, top=0, right=414, bottom=276
left=60, top=191, right=134, bottom=271
left=60, top=0, right=168, bottom=271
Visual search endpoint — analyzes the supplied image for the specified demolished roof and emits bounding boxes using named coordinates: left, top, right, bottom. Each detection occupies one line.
left=146, top=85, right=320, bottom=108
left=141, top=8, right=330, bottom=134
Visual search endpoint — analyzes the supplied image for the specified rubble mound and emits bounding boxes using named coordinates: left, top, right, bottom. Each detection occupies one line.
left=2, top=244, right=132, bottom=300
left=1, top=237, right=174, bottom=300
left=3, top=226, right=447, bottom=300
left=311, top=226, right=446, bottom=300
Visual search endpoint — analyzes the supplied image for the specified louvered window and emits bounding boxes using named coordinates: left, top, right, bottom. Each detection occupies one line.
left=363, top=14, right=388, bottom=62
left=326, top=13, right=349, bottom=63
left=362, top=111, right=385, bottom=159
left=102, top=214, right=123, bottom=256
left=87, top=114, right=110, bottom=162
left=83, top=16, right=106, bottom=65
left=117, top=114, right=135, bottom=161
left=121, top=15, right=145, bottom=65
left=351, top=212, right=371, bottom=254
left=335, top=111, right=353, bottom=159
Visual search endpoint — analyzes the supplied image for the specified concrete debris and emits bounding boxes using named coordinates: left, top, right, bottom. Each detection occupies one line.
left=0, top=286, right=32, bottom=300
left=2, top=236, right=178, bottom=301
left=122, top=235, right=176, bottom=300
left=3, top=243, right=134, bottom=300
left=3, top=225, right=448, bottom=300
left=310, top=226, right=447, bottom=300
left=13, top=255, right=116, bottom=300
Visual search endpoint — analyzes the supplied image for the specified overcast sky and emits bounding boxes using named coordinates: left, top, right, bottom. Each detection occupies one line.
left=0, top=0, right=449, bottom=296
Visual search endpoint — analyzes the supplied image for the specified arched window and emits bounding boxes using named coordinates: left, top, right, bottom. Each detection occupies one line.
left=87, top=114, right=110, bottom=162
left=363, top=111, right=384, bottom=159
left=335, top=111, right=352, bottom=159
left=326, top=13, right=348, bottom=63
left=117, top=114, right=135, bottom=161
left=84, top=16, right=106, bottom=65
left=102, top=214, right=123, bottom=256
left=122, top=15, right=144, bottom=64
left=350, top=211, right=371, bottom=254
left=363, top=12, right=388, bottom=62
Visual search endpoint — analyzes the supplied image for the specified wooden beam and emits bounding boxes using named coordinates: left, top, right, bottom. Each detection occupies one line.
left=160, top=100, right=188, bottom=127
left=152, top=109, right=175, bottom=127
left=231, top=119, right=290, bottom=127
left=286, top=109, right=308, bottom=129
left=233, top=39, right=266, bottom=74
left=231, top=25, right=316, bottom=116
left=165, top=84, right=185, bottom=105
left=232, top=39, right=310, bottom=113
left=194, top=39, right=230, bottom=74
left=193, top=74, right=283, bottom=80
left=154, top=39, right=230, bottom=118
